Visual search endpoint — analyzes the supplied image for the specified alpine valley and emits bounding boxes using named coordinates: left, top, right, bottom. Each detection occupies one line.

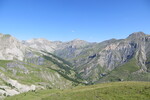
left=0, top=32, right=150, bottom=99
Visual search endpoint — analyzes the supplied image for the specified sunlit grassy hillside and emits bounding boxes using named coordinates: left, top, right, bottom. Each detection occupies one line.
left=5, top=81, right=150, bottom=100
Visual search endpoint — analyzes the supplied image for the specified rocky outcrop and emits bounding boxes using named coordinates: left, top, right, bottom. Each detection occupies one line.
left=0, top=72, right=36, bottom=99
left=22, top=38, right=62, bottom=53
left=97, top=40, right=136, bottom=70
left=0, top=34, right=26, bottom=61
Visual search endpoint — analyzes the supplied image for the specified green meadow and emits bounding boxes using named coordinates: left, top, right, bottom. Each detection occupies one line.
left=5, top=81, right=150, bottom=100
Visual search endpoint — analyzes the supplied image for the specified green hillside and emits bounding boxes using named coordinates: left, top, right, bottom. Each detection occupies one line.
left=97, top=58, right=150, bottom=83
left=5, top=82, right=150, bottom=100
left=0, top=50, right=82, bottom=92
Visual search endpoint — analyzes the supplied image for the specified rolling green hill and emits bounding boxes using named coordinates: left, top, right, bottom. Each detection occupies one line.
left=5, top=82, right=150, bottom=100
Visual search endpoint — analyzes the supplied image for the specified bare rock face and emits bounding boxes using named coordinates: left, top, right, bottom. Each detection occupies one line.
left=97, top=40, right=136, bottom=70
left=79, top=32, right=150, bottom=82
left=23, top=38, right=90, bottom=53
left=0, top=34, right=25, bottom=61
left=22, top=38, right=62, bottom=53
left=0, top=72, right=36, bottom=98
left=23, top=38, right=91, bottom=60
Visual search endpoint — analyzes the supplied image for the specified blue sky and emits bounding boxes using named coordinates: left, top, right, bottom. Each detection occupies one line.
left=0, top=0, right=150, bottom=42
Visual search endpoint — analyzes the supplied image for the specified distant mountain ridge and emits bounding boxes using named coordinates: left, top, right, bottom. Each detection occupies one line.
left=0, top=32, right=150, bottom=99
left=0, top=33, right=81, bottom=99
left=23, top=32, right=150, bottom=83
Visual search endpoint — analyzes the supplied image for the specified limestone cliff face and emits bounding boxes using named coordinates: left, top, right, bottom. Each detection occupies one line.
left=97, top=32, right=146, bottom=70
left=23, top=38, right=90, bottom=52
left=0, top=34, right=26, bottom=61
left=22, top=38, right=62, bottom=53
left=23, top=38, right=91, bottom=60
left=97, top=40, right=136, bottom=70
left=0, top=72, right=36, bottom=97
left=77, top=32, right=150, bottom=82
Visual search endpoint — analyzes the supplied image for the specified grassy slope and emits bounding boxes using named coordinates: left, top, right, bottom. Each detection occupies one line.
left=0, top=50, right=83, bottom=89
left=0, top=59, right=73, bottom=89
left=5, top=81, right=150, bottom=100
left=42, top=53, right=83, bottom=85
left=97, top=58, right=150, bottom=83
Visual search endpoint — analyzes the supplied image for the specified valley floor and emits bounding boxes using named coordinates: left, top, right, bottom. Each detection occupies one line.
left=5, top=81, right=150, bottom=100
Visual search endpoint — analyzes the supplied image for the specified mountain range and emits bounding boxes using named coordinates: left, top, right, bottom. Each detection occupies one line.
left=0, top=32, right=149, bottom=99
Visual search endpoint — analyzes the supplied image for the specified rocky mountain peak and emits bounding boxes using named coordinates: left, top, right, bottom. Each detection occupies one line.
left=25, top=38, right=50, bottom=44
left=0, top=33, right=26, bottom=61
left=66, top=39, right=89, bottom=48
left=70, top=38, right=87, bottom=43
left=127, top=32, right=146, bottom=40
left=0, top=33, right=11, bottom=38
left=23, top=38, right=63, bottom=53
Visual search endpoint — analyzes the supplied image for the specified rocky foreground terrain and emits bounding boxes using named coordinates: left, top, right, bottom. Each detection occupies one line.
left=0, top=32, right=149, bottom=99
